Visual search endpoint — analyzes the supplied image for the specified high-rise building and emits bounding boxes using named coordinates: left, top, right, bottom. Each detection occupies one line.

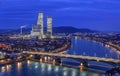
left=37, top=12, right=44, bottom=36
left=30, top=12, right=53, bottom=39
left=30, top=12, right=44, bottom=39
left=47, top=16, right=52, bottom=38
left=30, top=24, right=42, bottom=39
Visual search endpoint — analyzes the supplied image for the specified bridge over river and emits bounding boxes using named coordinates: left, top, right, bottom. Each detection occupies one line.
left=23, top=51, right=120, bottom=64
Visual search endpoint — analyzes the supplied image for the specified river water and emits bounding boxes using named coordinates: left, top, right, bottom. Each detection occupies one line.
left=63, top=38, right=119, bottom=71
left=68, top=38, right=119, bottom=59
left=0, top=61, right=104, bottom=76
left=0, top=38, right=119, bottom=76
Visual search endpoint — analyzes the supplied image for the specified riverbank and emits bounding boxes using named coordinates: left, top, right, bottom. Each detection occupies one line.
left=51, top=40, right=71, bottom=53
left=0, top=59, right=26, bottom=66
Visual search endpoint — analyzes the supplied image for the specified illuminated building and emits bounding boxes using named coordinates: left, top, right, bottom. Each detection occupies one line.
left=31, top=12, right=44, bottom=39
left=37, top=12, right=44, bottom=36
left=47, top=16, right=52, bottom=38
left=30, top=12, right=54, bottom=39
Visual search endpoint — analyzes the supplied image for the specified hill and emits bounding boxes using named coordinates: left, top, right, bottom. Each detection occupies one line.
left=0, top=26, right=97, bottom=34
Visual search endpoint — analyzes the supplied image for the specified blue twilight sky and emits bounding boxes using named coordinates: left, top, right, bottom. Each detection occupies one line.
left=0, top=0, right=120, bottom=31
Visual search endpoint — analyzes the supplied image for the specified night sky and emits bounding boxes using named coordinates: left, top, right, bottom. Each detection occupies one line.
left=0, top=0, right=120, bottom=31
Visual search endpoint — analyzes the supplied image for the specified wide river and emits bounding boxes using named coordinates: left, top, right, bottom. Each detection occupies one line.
left=68, top=38, right=119, bottom=59
left=0, top=38, right=119, bottom=76
left=63, top=38, right=119, bottom=71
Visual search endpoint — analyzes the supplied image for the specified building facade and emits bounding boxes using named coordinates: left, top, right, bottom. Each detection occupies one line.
left=37, top=13, right=44, bottom=36
left=31, top=12, right=44, bottom=39
left=31, top=25, right=42, bottom=39
left=30, top=12, right=53, bottom=39
left=47, top=16, right=52, bottom=38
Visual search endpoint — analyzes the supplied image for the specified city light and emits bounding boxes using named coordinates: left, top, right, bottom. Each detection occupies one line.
left=0, top=0, right=120, bottom=75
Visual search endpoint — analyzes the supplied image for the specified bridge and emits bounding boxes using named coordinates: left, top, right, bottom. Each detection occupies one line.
left=23, top=51, right=120, bottom=64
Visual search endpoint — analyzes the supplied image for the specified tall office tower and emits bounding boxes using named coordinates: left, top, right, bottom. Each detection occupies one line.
left=47, top=16, right=52, bottom=37
left=37, top=12, right=44, bottom=36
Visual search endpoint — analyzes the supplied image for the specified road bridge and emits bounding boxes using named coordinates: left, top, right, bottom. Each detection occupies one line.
left=23, top=51, right=120, bottom=64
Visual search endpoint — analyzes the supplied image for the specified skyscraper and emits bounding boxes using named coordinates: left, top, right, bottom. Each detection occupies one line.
left=30, top=12, right=44, bottom=39
left=31, top=12, right=53, bottom=39
left=37, top=12, right=44, bottom=36
left=47, top=16, right=52, bottom=37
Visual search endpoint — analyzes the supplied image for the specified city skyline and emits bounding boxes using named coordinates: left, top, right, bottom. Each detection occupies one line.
left=0, top=0, right=120, bottom=31
left=0, top=0, right=120, bottom=75
left=31, top=12, right=53, bottom=39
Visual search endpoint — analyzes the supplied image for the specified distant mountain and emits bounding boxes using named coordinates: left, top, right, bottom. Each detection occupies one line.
left=102, top=31, right=120, bottom=34
left=53, top=26, right=97, bottom=33
left=0, top=26, right=97, bottom=34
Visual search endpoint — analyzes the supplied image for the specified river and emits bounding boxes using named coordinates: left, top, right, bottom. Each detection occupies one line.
left=0, top=61, right=104, bottom=76
left=68, top=38, right=119, bottom=59
left=0, top=38, right=119, bottom=76
left=63, top=38, right=119, bottom=71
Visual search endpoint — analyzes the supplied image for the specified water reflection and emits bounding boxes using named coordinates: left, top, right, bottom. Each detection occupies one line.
left=17, top=62, right=22, bottom=71
left=1, top=66, right=5, bottom=72
left=47, top=64, right=52, bottom=72
left=27, top=60, right=30, bottom=66
left=71, top=69, right=77, bottom=76
left=6, top=65, right=11, bottom=72
left=63, top=70, right=68, bottom=76
left=35, top=62, right=39, bottom=69
left=81, top=71, right=86, bottom=76
left=68, top=38, right=119, bottom=59
left=41, top=63, right=45, bottom=72
left=0, top=61, right=104, bottom=76
left=55, top=66, right=59, bottom=72
left=62, top=67, right=68, bottom=76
